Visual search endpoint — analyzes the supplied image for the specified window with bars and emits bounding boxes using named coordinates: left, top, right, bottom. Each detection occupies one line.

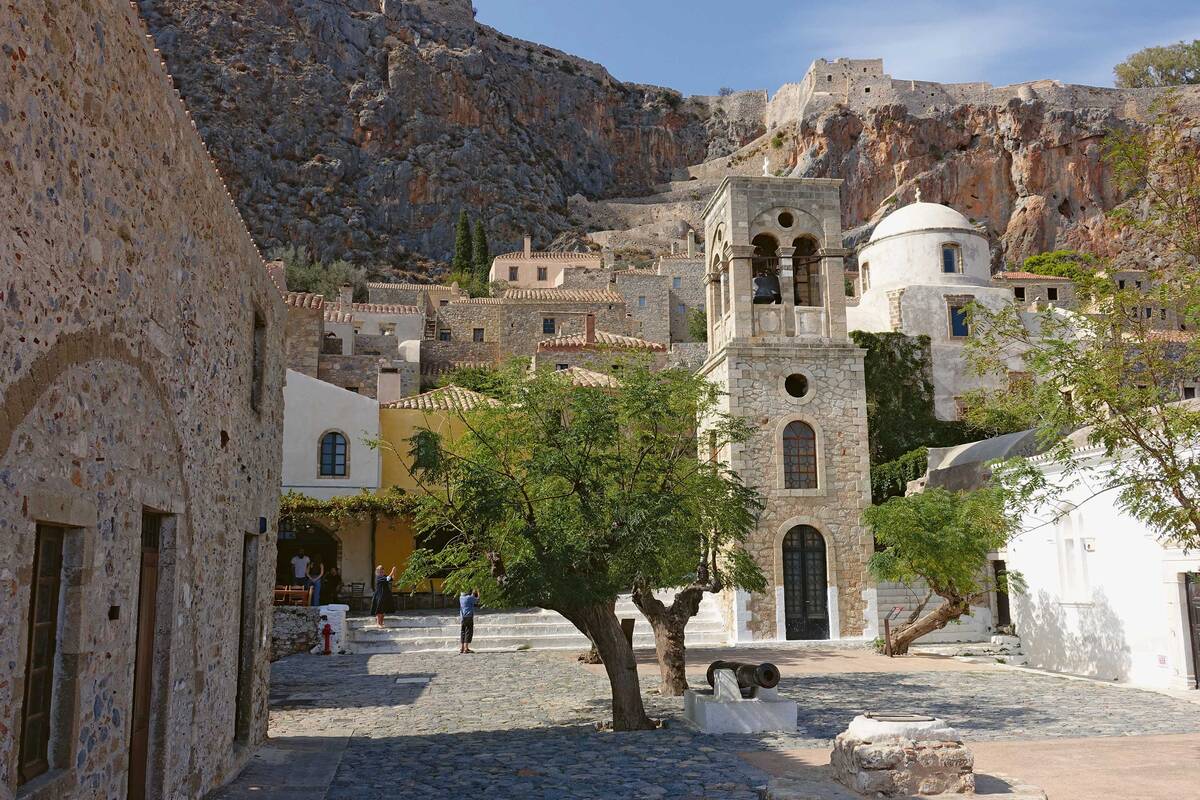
left=782, top=420, right=818, bottom=489
left=542, top=318, right=555, bottom=335
left=472, top=328, right=484, bottom=343
left=19, top=525, right=65, bottom=785
left=319, top=431, right=348, bottom=477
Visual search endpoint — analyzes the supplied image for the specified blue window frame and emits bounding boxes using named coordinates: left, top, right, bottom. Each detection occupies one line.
left=319, top=432, right=348, bottom=477
left=949, top=305, right=969, bottom=338
left=942, top=244, right=960, bottom=274
left=542, top=318, right=555, bottom=334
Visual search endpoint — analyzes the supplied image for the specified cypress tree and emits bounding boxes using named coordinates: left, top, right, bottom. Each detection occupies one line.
left=452, top=210, right=473, bottom=274
left=471, top=220, right=490, bottom=285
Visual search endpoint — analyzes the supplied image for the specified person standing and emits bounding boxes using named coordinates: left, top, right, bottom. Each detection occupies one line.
left=324, top=566, right=342, bottom=605
left=290, top=549, right=310, bottom=585
left=371, top=565, right=397, bottom=627
left=459, top=589, right=479, bottom=654
left=307, top=559, right=325, bottom=606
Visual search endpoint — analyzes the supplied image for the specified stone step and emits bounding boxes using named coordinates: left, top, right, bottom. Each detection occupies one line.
left=349, top=629, right=729, bottom=655
left=349, top=619, right=727, bottom=641
left=348, top=610, right=724, bottom=631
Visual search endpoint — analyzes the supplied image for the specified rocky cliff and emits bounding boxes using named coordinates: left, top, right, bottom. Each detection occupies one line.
left=137, top=0, right=764, bottom=268
left=138, top=2, right=1198, bottom=273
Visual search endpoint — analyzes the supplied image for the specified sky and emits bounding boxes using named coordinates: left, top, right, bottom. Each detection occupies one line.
left=473, top=0, right=1199, bottom=96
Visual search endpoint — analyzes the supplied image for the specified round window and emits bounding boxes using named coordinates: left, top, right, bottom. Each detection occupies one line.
left=778, top=212, right=794, bottom=228
left=785, top=373, right=809, bottom=398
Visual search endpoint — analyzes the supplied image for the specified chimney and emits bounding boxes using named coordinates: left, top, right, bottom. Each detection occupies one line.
left=523, top=234, right=532, bottom=258
left=686, top=229, right=696, bottom=258
left=338, top=284, right=353, bottom=306
left=584, top=313, right=596, bottom=344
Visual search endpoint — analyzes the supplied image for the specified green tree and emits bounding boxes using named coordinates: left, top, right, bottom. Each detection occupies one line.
left=395, top=363, right=764, bottom=726
left=269, top=245, right=367, bottom=301
left=864, top=487, right=1021, bottom=654
left=471, top=220, right=490, bottom=286
left=686, top=307, right=708, bottom=342
left=967, top=97, right=1200, bottom=551
left=452, top=210, right=473, bottom=275
left=1017, top=250, right=1096, bottom=282
left=1114, top=40, right=1200, bottom=88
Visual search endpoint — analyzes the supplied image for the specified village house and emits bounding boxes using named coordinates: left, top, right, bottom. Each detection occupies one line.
left=1, top=3, right=284, bottom=797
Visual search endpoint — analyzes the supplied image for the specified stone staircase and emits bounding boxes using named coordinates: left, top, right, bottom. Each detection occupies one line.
left=346, top=592, right=728, bottom=654
left=914, top=634, right=1027, bottom=665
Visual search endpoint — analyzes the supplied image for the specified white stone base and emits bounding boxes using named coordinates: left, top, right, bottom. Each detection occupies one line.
left=682, top=687, right=798, bottom=734
left=766, top=767, right=1046, bottom=800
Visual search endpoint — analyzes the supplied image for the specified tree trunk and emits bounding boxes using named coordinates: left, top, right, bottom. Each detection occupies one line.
left=632, top=585, right=705, bottom=697
left=890, top=596, right=970, bottom=655
left=561, top=602, right=655, bottom=731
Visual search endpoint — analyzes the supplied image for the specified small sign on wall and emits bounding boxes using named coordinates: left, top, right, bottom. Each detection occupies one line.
left=1158, top=654, right=1168, bottom=667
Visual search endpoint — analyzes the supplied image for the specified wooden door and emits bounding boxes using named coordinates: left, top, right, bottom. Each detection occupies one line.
left=18, top=526, right=64, bottom=784
left=782, top=525, right=829, bottom=640
left=129, top=514, right=160, bottom=800
left=1186, top=574, right=1200, bottom=690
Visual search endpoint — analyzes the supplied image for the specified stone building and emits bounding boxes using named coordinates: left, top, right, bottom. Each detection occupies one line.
left=488, top=235, right=603, bottom=287
left=1, top=2, right=284, bottom=797
left=699, top=176, right=875, bottom=642
left=991, top=270, right=1076, bottom=311
left=531, top=315, right=668, bottom=372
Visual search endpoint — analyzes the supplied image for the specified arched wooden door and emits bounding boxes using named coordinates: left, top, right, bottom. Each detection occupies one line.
left=782, top=525, right=829, bottom=640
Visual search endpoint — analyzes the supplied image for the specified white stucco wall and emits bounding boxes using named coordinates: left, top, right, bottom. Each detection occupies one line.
left=848, top=225, right=1015, bottom=419
left=1006, top=451, right=1200, bottom=690
left=282, top=369, right=381, bottom=499
left=352, top=309, right=424, bottom=340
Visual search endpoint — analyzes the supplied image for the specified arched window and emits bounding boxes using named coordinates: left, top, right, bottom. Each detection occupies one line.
left=751, top=234, right=781, bottom=304
left=792, top=237, right=820, bottom=306
left=319, top=431, right=348, bottom=477
left=860, top=262, right=870, bottom=292
left=782, top=421, right=818, bottom=489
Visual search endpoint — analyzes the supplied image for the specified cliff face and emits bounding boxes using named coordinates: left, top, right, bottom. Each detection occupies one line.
left=137, top=0, right=764, bottom=266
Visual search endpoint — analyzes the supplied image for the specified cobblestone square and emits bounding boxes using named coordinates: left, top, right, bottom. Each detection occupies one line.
left=213, top=649, right=1200, bottom=799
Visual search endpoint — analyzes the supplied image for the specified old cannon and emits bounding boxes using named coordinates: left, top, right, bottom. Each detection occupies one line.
left=705, top=660, right=781, bottom=699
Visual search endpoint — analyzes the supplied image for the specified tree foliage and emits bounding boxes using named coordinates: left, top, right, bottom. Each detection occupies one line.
left=395, top=362, right=765, bottom=726
left=865, top=487, right=1021, bottom=654
left=452, top=210, right=473, bottom=275
left=1017, top=250, right=1097, bottom=283
left=967, top=97, right=1200, bottom=550
left=279, top=487, right=416, bottom=527
left=1114, top=40, right=1200, bottom=88
left=686, top=307, right=708, bottom=342
left=471, top=220, right=490, bottom=286
left=270, top=245, right=367, bottom=301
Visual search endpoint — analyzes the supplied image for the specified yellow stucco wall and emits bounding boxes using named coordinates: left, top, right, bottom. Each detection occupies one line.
left=379, top=406, right=469, bottom=491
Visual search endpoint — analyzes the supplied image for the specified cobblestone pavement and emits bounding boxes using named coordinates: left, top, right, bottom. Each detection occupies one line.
left=217, top=650, right=1200, bottom=800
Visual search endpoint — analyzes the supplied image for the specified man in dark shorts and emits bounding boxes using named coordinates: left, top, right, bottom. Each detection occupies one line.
left=459, top=589, right=479, bottom=654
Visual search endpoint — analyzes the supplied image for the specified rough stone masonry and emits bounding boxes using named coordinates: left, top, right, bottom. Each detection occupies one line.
left=0, top=2, right=284, bottom=798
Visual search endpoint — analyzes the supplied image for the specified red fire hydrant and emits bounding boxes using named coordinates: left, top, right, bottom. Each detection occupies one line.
left=322, top=622, right=333, bottom=655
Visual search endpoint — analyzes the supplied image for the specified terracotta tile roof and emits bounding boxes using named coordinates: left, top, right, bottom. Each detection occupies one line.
left=420, top=360, right=496, bottom=376
left=324, top=309, right=354, bottom=324
left=493, top=251, right=602, bottom=262
left=503, top=287, right=624, bottom=303
left=613, top=268, right=658, bottom=276
left=555, top=366, right=621, bottom=388
left=537, top=329, right=666, bottom=352
left=266, top=261, right=288, bottom=292
left=1143, top=329, right=1197, bottom=343
left=345, top=302, right=421, bottom=315
left=658, top=254, right=704, bottom=262
left=993, top=271, right=1072, bottom=281
left=381, top=385, right=500, bottom=411
left=449, top=296, right=507, bottom=305
left=367, top=281, right=460, bottom=293
left=284, top=291, right=325, bottom=310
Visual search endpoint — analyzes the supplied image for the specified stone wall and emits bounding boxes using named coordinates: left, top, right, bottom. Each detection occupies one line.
left=319, top=354, right=383, bottom=397
left=434, top=297, right=629, bottom=362
left=657, top=256, right=708, bottom=342
left=612, top=271, right=672, bottom=345
left=270, top=606, right=320, bottom=661
left=0, top=3, right=284, bottom=797
left=285, top=306, right=323, bottom=377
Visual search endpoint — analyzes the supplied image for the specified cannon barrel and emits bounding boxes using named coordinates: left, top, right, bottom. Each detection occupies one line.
left=705, top=660, right=780, bottom=692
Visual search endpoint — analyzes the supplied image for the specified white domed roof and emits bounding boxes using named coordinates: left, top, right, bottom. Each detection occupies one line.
left=869, top=202, right=977, bottom=242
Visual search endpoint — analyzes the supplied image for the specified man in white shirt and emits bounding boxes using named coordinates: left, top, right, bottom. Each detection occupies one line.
left=290, top=550, right=310, bottom=583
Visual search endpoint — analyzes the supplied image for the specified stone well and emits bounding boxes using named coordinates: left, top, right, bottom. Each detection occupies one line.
left=831, top=713, right=973, bottom=797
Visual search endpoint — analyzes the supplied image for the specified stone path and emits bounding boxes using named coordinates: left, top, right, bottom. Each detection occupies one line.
left=212, top=649, right=1200, bottom=800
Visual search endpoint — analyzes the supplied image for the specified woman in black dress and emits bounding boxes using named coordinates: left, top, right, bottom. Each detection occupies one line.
left=370, top=564, right=397, bottom=627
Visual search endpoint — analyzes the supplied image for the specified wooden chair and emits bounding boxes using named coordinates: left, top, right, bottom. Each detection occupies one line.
left=349, top=582, right=366, bottom=612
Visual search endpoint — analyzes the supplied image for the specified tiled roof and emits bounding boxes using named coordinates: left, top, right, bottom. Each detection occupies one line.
left=284, top=291, right=325, bottom=309
left=502, top=287, right=624, bottom=303
left=345, top=302, right=421, bottom=315
left=266, top=261, right=288, bottom=292
left=1143, top=329, right=1197, bottom=343
left=537, top=329, right=666, bottom=352
left=324, top=309, right=354, bottom=324
left=381, top=385, right=500, bottom=411
left=450, top=297, right=507, bottom=305
left=420, top=360, right=496, bottom=376
left=994, top=271, right=1072, bottom=281
left=367, top=281, right=460, bottom=293
left=493, top=251, right=602, bottom=262
left=658, top=254, right=704, bottom=262
left=613, top=268, right=658, bottom=276
left=555, top=366, right=621, bottom=388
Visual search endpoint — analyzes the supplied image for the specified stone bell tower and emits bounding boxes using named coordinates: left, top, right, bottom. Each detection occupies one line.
left=699, top=176, right=874, bottom=642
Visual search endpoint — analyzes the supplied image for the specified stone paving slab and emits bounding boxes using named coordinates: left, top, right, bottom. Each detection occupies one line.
left=210, top=650, right=1200, bottom=800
